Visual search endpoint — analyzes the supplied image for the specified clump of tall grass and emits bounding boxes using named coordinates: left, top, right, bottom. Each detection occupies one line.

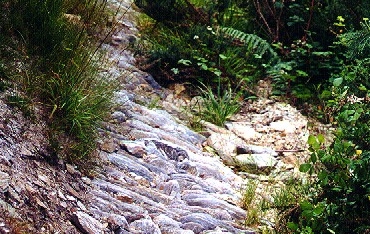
left=197, top=82, right=242, bottom=126
left=1, top=0, right=114, bottom=163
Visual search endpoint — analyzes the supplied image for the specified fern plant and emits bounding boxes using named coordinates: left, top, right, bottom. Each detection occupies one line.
left=340, top=18, right=370, bottom=60
left=220, top=27, right=280, bottom=65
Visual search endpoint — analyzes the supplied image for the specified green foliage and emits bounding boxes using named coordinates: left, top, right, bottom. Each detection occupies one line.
left=45, top=53, right=113, bottom=161
left=196, top=83, right=241, bottom=126
left=134, top=0, right=207, bottom=26
left=267, top=38, right=342, bottom=102
left=241, top=181, right=261, bottom=227
left=335, top=19, right=370, bottom=93
left=288, top=102, right=370, bottom=232
left=241, top=180, right=258, bottom=210
left=0, top=0, right=113, bottom=163
left=340, top=20, right=370, bottom=59
left=256, top=178, right=314, bottom=233
left=281, top=21, right=370, bottom=232
left=221, top=27, right=279, bottom=65
left=135, top=0, right=276, bottom=92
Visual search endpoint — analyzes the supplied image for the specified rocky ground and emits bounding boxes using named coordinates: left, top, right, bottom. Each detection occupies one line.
left=0, top=0, right=329, bottom=233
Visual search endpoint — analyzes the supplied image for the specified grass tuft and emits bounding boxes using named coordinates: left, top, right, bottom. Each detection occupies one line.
left=0, top=0, right=114, bottom=164
left=197, top=83, right=242, bottom=126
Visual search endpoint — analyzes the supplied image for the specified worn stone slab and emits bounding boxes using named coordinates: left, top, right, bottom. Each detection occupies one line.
left=235, top=154, right=278, bottom=168
left=71, top=211, right=105, bottom=234
left=225, top=122, right=261, bottom=140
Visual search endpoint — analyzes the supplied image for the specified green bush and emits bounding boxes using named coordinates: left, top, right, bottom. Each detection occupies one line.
left=135, top=0, right=276, bottom=90
left=276, top=17, right=370, bottom=233
left=294, top=106, right=370, bottom=233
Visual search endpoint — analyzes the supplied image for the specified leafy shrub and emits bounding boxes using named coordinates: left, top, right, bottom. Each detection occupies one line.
left=276, top=17, right=370, bottom=233
left=295, top=108, right=370, bottom=233
left=134, top=0, right=208, bottom=26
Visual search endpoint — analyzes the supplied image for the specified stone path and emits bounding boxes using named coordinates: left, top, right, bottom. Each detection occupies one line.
left=79, top=0, right=311, bottom=233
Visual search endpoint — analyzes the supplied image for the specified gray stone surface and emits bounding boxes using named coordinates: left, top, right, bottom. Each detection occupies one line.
left=71, top=211, right=106, bottom=234
left=235, top=154, right=278, bottom=168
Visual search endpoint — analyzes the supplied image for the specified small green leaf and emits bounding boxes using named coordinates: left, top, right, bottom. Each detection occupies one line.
left=219, top=54, right=227, bottom=60
left=320, top=90, right=332, bottom=99
left=333, top=77, right=343, bottom=87
left=296, top=70, right=308, bottom=77
left=317, top=134, right=325, bottom=143
left=300, top=200, right=313, bottom=210
left=274, top=1, right=284, bottom=8
left=310, top=153, right=317, bottom=163
left=337, top=16, right=345, bottom=22
left=313, top=205, right=325, bottom=216
left=198, top=63, right=208, bottom=70
left=302, top=210, right=313, bottom=219
left=318, top=171, right=328, bottom=184
left=300, top=163, right=312, bottom=172
left=287, top=222, right=298, bottom=231
left=308, top=135, right=317, bottom=146
left=359, top=84, right=367, bottom=91
left=171, top=68, right=179, bottom=74
left=178, top=59, right=192, bottom=66
left=213, top=70, right=222, bottom=77
left=253, top=54, right=262, bottom=59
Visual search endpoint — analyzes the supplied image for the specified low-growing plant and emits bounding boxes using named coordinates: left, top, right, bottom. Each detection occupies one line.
left=45, top=56, right=113, bottom=161
left=241, top=180, right=262, bottom=227
left=276, top=19, right=370, bottom=233
left=1, top=0, right=114, bottom=163
left=135, top=1, right=278, bottom=94
left=196, top=82, right=242, bottom=126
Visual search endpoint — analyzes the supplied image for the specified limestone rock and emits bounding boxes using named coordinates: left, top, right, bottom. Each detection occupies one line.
left=235, top=154, right=278, bottom=168
left=120, top=140, right=146, bottom=157
left=206, top=132, right=246, bottom=164
left=71, top=211, right=105, bottom=234
left=129, top=218, right=161, bottom=234
left=269, top=120, right=296, bottom=133
left=107, top=214, right=129, bottom=231
left=225, top=122, right=261, bottom=140
left=0, top=172, right=9, bottom=192
left=100, top=138, right=116, bottom=153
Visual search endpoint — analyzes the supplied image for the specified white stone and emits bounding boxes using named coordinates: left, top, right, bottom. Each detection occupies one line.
left=270, top=120, right=296, bottom=133
left=207, top=133, right=246, bottom=157
left=235, top=154, right=278, bottom=168
left=225, top=123, right=261, bottom=140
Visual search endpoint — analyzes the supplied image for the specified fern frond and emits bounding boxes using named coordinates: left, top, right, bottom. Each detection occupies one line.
left=342, top=33, right=370, bottom=59
left=220, top=27, right=280, bottom=65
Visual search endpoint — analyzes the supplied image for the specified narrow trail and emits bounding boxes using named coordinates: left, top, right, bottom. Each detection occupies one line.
left=83, top=0, right=313, bottom=233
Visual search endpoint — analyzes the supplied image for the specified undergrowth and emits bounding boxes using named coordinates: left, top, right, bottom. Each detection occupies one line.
left=0, top=0, right=114, bottom=165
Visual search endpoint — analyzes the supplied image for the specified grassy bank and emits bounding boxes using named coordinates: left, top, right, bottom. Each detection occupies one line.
left=0, top=0, right=114, bottom=165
